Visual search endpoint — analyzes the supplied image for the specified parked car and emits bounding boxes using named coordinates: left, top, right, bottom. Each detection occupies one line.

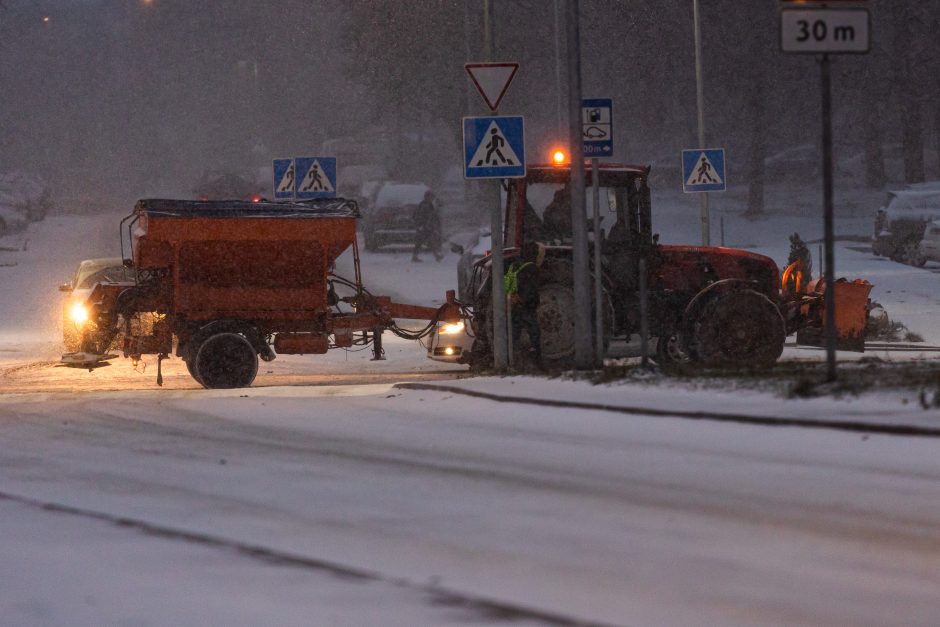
left=426, top=319, right=473, bottom=363
left=60, top=258, right=134, bottom=352
left=872, top=186, right=940, bottom=265
left=0, top=204, right=30, bottom=237
left=917, top=219, right=940, bottom=265
left=0, top=170, right=53, bottom=223
left=361, top=182, right=430, bottom=251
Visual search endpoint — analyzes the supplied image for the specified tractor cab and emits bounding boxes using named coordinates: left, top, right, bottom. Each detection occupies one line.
left=503, top=163, right=653, bottom=256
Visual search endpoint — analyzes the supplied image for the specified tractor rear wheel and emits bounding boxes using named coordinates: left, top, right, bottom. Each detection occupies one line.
left=194, top=332, right=259, bottom=389
left=690, top=289, right=785, bottom=369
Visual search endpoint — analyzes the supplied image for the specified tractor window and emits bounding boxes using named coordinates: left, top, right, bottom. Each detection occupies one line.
left=526, top=182, right=618, bottom=241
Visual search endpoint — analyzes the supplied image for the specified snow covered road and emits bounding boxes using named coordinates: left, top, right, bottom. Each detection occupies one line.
left=2, top=385, right=940, bottom=626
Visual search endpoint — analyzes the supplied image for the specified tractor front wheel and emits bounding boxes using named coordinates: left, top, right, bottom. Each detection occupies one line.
left=193, top=332, right=259, bottom=389
left=690, top=289, right=785, bottom=369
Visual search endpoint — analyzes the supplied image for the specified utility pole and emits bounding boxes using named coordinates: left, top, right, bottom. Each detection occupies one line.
left=554, top=0, right=563, bottom=133
left=693, top=0, right=710, bottom=246
left=821, top=54, right=837, bottom=382
left=567, top=0, right=592, bottom=370
left=483, top=0, right=508, bottom=370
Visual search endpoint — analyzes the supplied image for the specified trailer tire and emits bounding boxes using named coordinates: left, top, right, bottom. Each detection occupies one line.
left=194, top=332, right=259, bottom=389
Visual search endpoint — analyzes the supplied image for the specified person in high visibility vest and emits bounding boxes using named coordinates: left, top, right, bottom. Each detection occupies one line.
left=504, top=242, right=542, bottom=368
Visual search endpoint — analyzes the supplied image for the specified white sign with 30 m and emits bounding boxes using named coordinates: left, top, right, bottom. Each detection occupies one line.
left=780, top=8, right=870, bottom=54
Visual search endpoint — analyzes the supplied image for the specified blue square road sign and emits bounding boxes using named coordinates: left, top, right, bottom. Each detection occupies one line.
left=295, top=157, right=337, bottom=200
left=463, top=116, right=526, bottom=179
left=582, top=98, right=613, bottom=157
left=682, top=148, right=726, bottom=193
left=273, top=159, right=296, bottom=200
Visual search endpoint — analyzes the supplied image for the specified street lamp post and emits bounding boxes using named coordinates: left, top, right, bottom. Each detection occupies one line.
left=693, top=0, right=710, bottom=246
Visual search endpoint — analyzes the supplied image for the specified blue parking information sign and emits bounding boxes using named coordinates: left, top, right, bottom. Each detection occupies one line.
left=582, top=98, right=613, bottom=157
left=273, top=158, right=296, bottom=200
left=463, top=116, right=525, bottom=179
left=294, top=157, right=337, bottom=200
left=682, top=148, right=726, bottom=193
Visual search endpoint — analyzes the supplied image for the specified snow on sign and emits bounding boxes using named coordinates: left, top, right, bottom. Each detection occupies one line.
left=463, top=116, right=525, bottom=179
left=682, top=149, right=726, bottom=193
left=273, top=158, right=295, bottom=200
left=465, top=62, right=519, bottom=112
left=294, top=157, right=336, bottom=200
left=582, top=98, right=613, bottom=157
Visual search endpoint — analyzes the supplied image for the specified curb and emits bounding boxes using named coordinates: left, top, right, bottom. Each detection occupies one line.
left=394, top=382, right=940, bottom=439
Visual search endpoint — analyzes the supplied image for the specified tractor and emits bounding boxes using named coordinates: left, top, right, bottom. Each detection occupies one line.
left=465, top=162, right=872, bottom=369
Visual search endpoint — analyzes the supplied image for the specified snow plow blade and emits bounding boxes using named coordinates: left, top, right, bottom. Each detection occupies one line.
left=796, top=278, right=873, bottom=352
left=60, top=352, right=117, bottom=369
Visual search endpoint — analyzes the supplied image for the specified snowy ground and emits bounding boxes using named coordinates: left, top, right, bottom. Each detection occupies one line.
left=2, top=190, right=940, bottom=625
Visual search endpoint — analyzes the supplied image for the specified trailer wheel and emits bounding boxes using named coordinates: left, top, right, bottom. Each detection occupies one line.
left=194, top=332, right=259, bottom=389
left=690, top=289, right=784, bottom=369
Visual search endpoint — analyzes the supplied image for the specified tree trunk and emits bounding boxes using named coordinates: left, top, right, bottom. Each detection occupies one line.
left=893, top=3, right=926, bottom=184
left=745, top=80, right=765, bottom=217
left=863, top=102, right=887, bottom=189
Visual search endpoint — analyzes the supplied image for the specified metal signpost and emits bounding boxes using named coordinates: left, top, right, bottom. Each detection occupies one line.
left=692, top=0, right=710, bottom=246
left=781, top=1, right=870, bottom=382
left=567, top=0, right=592, bottom=370
left=582, top=98, right=613, bottom=365
left=464, top=57, right=525, bottom=370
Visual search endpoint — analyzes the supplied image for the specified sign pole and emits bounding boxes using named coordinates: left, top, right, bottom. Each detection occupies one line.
left=591, top=157, right=604, bottom=365
left=567, top=0, right=593, bottom=370
left=483, top=0, right=508, bottom=371
left=780, top=2, right=871, bottom=381
left=693, top=0, right=710, bottom=246
left=821, top=52, right=837, bottom=382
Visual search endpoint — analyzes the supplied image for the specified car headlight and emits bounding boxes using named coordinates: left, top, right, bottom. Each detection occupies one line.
left=438, top=321, right=465, bottom=335
left=69, top=302, right=89, bottom=327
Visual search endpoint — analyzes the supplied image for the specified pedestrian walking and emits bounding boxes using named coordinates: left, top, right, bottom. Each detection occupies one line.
left=412, top=190, right=443, bottom=262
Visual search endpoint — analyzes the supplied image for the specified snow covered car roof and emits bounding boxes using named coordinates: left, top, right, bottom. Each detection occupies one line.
left=373, top=183, right=429, bottom=208
left=883, top=190, right=940, bottom=222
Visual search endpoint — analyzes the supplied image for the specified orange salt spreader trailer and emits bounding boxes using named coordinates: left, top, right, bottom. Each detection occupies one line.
left=63, top=198, right=465, bottom=388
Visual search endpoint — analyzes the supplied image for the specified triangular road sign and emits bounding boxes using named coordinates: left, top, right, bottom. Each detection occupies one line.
left=465, top=62, right=519, bottom=112
left=298, top=159, right=334, bottom=193
left=686, top=152, right=724, bottom=186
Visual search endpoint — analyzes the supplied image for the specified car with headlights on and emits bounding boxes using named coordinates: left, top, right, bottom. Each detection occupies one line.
left=60, top=258, right=134, bottom=352
left=426, top=319, right=473, bottom=363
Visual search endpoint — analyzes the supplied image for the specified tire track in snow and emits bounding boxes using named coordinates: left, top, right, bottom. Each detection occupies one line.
left=0, top=489, right=612, bottom=627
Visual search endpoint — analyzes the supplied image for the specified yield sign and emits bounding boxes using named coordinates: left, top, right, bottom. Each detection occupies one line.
left=465, top=62, right=519, bottom=112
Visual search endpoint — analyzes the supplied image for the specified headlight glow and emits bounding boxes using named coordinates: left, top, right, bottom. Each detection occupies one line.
left=439, top=321, right=465, bottom=335
left=69, top=303, right=89, bottom=326
left=444, top=347, right=455, bottom=356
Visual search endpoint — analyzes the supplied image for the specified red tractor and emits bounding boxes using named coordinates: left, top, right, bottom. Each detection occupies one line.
left=465, top=163, right=872, bottom=369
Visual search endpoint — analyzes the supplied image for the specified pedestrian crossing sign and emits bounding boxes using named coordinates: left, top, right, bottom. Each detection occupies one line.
left=273, top=158, right=296, bottom=200
left=294, top=157, right=337, bottom=200
left=682, top=148, right=726, bottom=193
left=463, top=116, right=526, bottom=179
